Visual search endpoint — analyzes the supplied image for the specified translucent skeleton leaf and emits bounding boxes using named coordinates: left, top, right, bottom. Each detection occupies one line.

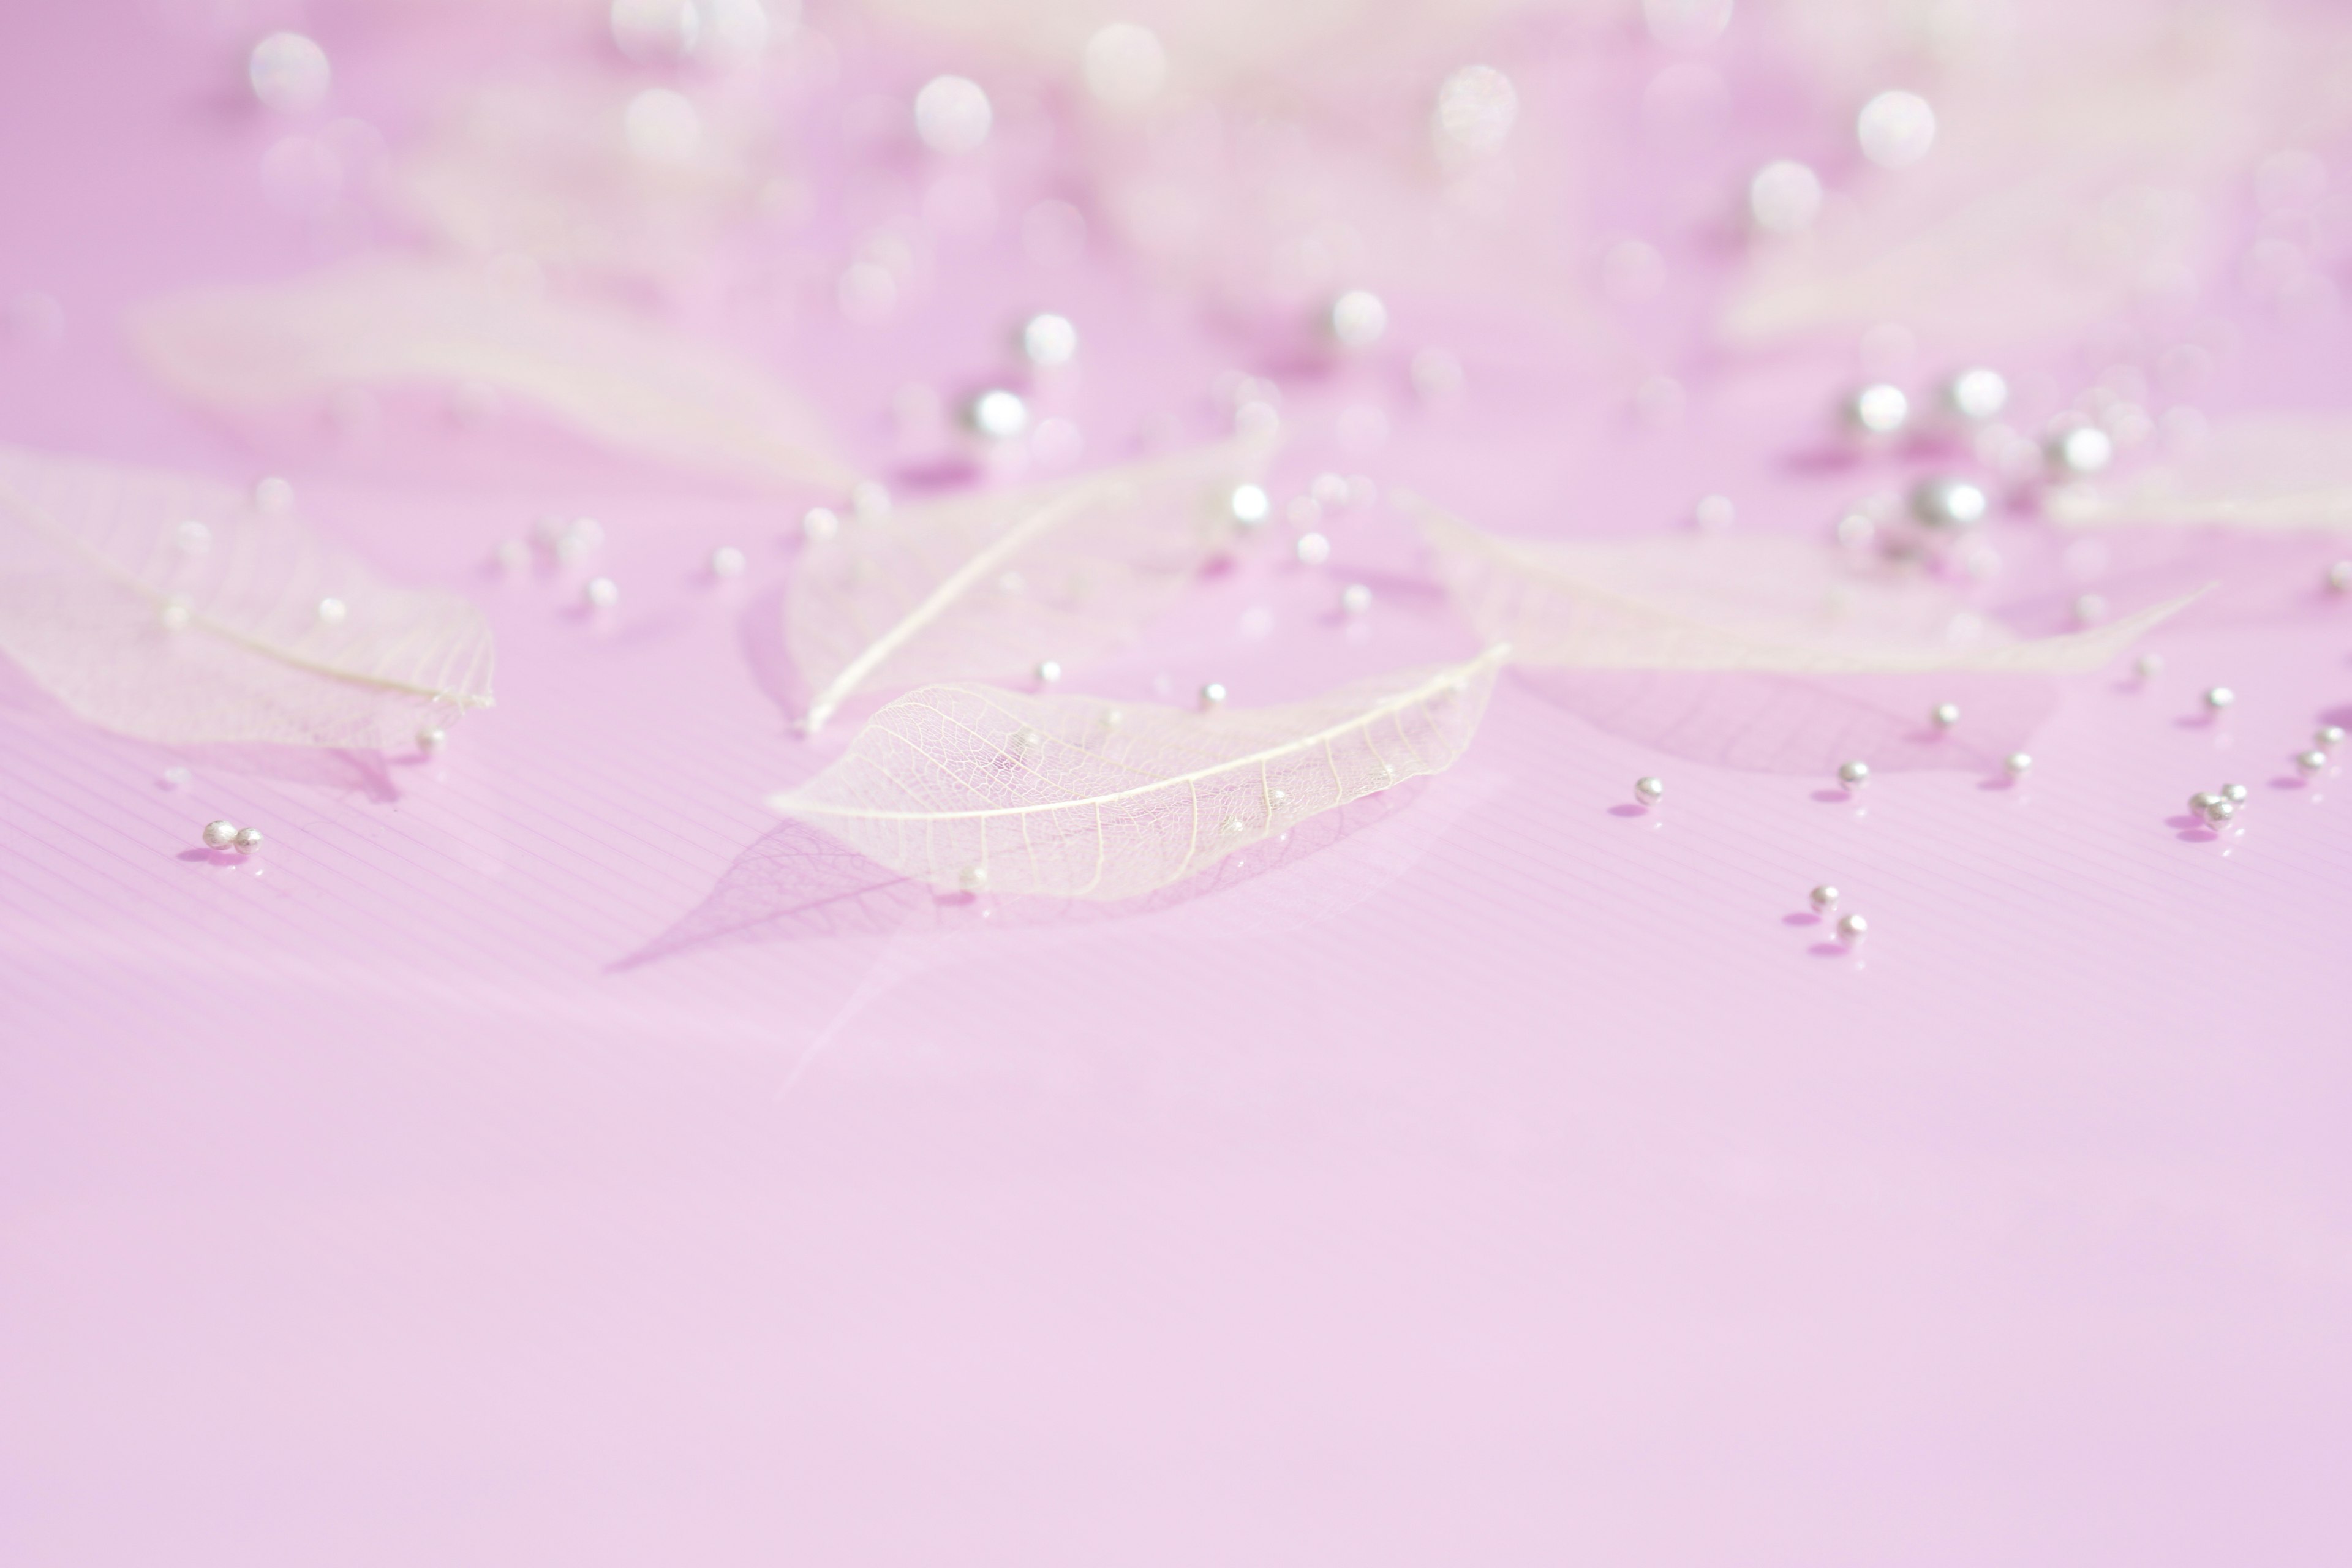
left=788, top=435, right=1272, bottom=732
left=1422, top=510, right=2193, bottom=674
left=766, top=646, right=1506, bottom=901
left=129, top=258, right=861, bottom=494
left=0, top=443, right=494, bottom=748
left=2048, top=417, right=2352, bottom=530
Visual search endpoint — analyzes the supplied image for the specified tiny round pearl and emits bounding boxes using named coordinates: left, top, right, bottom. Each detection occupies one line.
left=202, top=819, right=239, bottom=850
left=1295, top=532, right=1331, bottom=565
left=2189, top=791, right=2220, bottom=815
left=2220, top=782, right=2248, bottom=804
left=1634, top=775, right=1665, bottom=805
left=1035, top=659, right=1062, bottom=684
left=710, top=545, right=747, bottom=579
left=1838, top=759, right=1871, bottom=788
left=1845, top=383, right=1909, bottom=437
left=2297, top=748, right=2328, bottom=773
left=2206, top=798, right=2237, bottom=825
left=232, top=826, right=264, bottom=855
left=957, top=865, right=989, bottom=892
left=1931, top=701, right=1960, bottom=729
left=1340, top=582, right=1373, bottom=615
left=1268, top=787, right=1289, bottom=807
left=315, top=596, right=348, bottom=625
left=2318, top=725, right=2346, bottom=749
left=1943, top=368, right=2009, bottom=423
left=584, top=576, right=619, bottom=608
left=2071, top=593, right=2106, bottom=625
left=2004, top=751, right=2032, bottom=776
left=801, top=506, right=840, bottom=543
left=1909, top=475, right=1989, bottom=529
left=1837, top=912, right=1869, bottom=942
left=417, top=726, right=447, bottom=754
left=159, top=597, right=193, bottom=631
left=967, top=388, right=1030, bottom=441
left=1199, top=682, right=1227, bottom=710
left=249, top=31, right=330, bottom=114
left=2048, top=423, right=2115, bottom=476
left=2203, top=685, right=2234, bottom=711
left=1229, top=484, right=1270, bottom=527
left=1692, top=493, right=1735, bottom=531
left=2135, top=651, right=2163, bottom=679
left=2329, top=560, right=2352, bottom=593
left=1810, top=884, right=1840, bottom=913
left=1327, top=289, right=1389, bottom=349
left=1020, top=312, right=1079, bottom=368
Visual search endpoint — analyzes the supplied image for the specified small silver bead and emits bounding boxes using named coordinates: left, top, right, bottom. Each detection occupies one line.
left=1634, top=775, right=1664, bottom=805
left=1909, top=476, right=1989, bottom=530
left=1327, top=288, right=1388, bottom=349
left=710, top=545, right=747, bottom=579
left=159, top=596, right=193, bottom=631
left=1837, top=759, right=1871, bottom=788
left=2003, top=751, right=2032, bottom=776
left=202, top=819, right=239, bottom=850
left=584, top=576, right=619, bottom=608
left=2047, top=423, right=2114, bottom=476
left=1035, top=658, right=1062, bottom=684
left=1837, top=912, right=1869, bottom=942
left=1199, top=682, right=1227, bottom=710
left=315, top=596, right=348, bottom=625
left=232, top=826, right=264, bottom=855
left=1020, top=312, right=1078, bottom=368
left=1809, top=884, right=1840, bottom=913
left=2205, top=798, right=2237, bottom=825
left=1844, top=383, right=1910, bottom=437
left=2329, top=560, right=2352, bottom=593
left=2318, top=725, right=2346, bottom=749
left=1943, top=368, right=2009, bottom=423
left=1229, top=484, right=1271, bottom=527
left=417, top=726, right=447, bottom=754
left=2220, top=782, right=2248, bottom=804
left=2297, top=748, right=2328, bottom=773
left=1221, top=813, right=1248, bottom=835
left=965, top=388, right=1030, bottom=441
left=2188, top=791, right=2220, bottom=815
left=2202, top=685, right=2234, bottom=711
left=1295, top=532, right=1331, bottom=565
left=1931, top=701, right=1960, bottom=729
left=2135, top=651, right=2163, bottom=679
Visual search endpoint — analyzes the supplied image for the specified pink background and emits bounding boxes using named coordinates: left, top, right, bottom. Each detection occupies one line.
left=6, top=2, right=2352, bottom=1563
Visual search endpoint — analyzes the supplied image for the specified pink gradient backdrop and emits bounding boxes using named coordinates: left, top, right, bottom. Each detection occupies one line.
left=5, top=2, right=2352, bottom=1564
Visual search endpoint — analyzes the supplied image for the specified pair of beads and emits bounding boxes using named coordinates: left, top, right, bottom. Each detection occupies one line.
left=201, top=819, right=264, bottom=855
left=2187, top=783, right=2249, bottom=826
left=1809, top=884, right=1868, bottom=943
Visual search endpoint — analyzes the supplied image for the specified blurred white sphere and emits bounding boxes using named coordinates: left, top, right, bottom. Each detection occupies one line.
left=1857, top=89, right=1937, bottom=170
left=1083, top=23, right=1167, bottom=109
left=1329, top=290, right=1388, bottom=349
left=1021, top=312, right=1079, bottom=368
left=967, top=389, right=1030, bottom=441
left=1644, top=0, right=1735, bottom=50
left=915, top=75, right=992, bottom=155
left=624, top=88, right=702, bottom=164
left=249, top=32, right=330, bottom=115
left=611, top=0, right=698, bottom=61
left=1748, top=160, right=1822, bottom=235
left=1434, top=65, right=1518, bottom=155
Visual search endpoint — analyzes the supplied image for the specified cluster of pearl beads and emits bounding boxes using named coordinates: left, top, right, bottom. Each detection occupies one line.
left=1809, top=884, right=1868, bottom=943
left=2298, top=725, right=2345, bottom=775
left=2187, top=782, right=2249, bottom=827
left=201, top=819, right=265, bottom=855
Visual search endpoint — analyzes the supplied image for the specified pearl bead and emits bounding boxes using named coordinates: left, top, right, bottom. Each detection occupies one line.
left=159, top=597, right=193, bottom=631
left=1634, top=775, right=1665, bottom=804
left=1748, top=160, right=1822, bottom=235
left=801, top=506, right=840, bottom=543
left=1845, top=383, right=1909, bottom=437
left=232, top=826, right=264, bottom=855
left=417, top=726, right=447, bottom=753
left=2203, top=685, right=2233, bottom=711
left=1838, top=759, right=1871, bottom=788
left=1268, top=787, right=1289, bottom=807
left=2189, top=791, right=2220, bottom=815
left=2135, top=652, right=2163, bottom=679
left=1931, top=701, right=1960, bottom=728
left=2206, top=798, right=2236, bottom=825
left=710, top=545, right=747, bottom=579
left=202, top=819, right=239, bottom=850
left=1341, top=582, right=1373, bottom=615
left=1035, top=659, right=1062, bottom=684
left=1909, top=475, right=1988, bottom=529
left=1837, top=912, right=1869, bottom=941
left=967, top=389, right=1030, bottom=441
left=2318, top=725, right=2345, bottom=749
left=1295, top=532, right=1331, bottom=565
left=1328, top=289, right=1389, bottom=349
left=2330, top=560, right=2352, bottom=593
left=2003, top=751, right=2032, bottom=776
left=1692, top=494, right=1735, bottom=531
left=2220, top=782, right=2248, bottom=804
left=2297, top=748, right=2328, bottom=773
left=315, top=597, right=348, bottom=625
left=584, top=576, right=619, bottom=608
left=1229, top=484, right=1270, bottom=527
left=1856, top=89, right=1937, bottom=169
left=494, top=538, right=529, bottom=571
left=914, top=74, right=992, bottom=155
left=249, top=31, right=330, bottom=114
left=957, top=864, right=989, bottom=892
left=1199, top=682, right=1227, bottom=710
left=2048, top=423, right=2114, bottom=476
left=1020, top=312, right=1078, bottom=368
left=1943, top=368, right=2009, bottom=423
left=1809, top=884, right=1840, bottom=913
left=2071, top=593, right=2106, bottom=625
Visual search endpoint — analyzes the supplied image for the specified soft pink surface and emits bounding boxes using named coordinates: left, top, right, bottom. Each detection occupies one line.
left=6, top=4, right=2352, bottom=1565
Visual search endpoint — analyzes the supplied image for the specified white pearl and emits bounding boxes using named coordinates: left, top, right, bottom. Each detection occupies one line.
left=494, top=538, right=529, bottom=571
left=233, top=826, right=264, bottom=855
left=1083, top=23, right=1167, bottom=108
left=1810, top=884, right=1840, bottom=913
left=957, top=864, right=989, bottom=892
left=2071, top=593, right=2106, bottom=625
left=417, top=726, right=447, bottom=754
left=1035, top=659, right=1063, bottom=684
left=1199, top=682, right=1227, bottom=710
left=1268, top=787, right=1290, bottom=807
left=2189, top=792, right=2220, bottom=815
left=1328, top=290, right=1389, bottom=349
left=1838, top=759, right=1871, bottom=788
left=160, top=766, right=190, bottom=790
left=1836, top=912, right=1869, bottom=941
left=2206, top=798, right=2237, bottom=825
left=1295, top=532, right=1330, bottom=565
left=2220, top=782, right=2248, bottom=804
left=1943, top=368, right=2008, bottom=423
left=1845, top=383, right=1909, bottom=437
left=1229, top=484, right=1270, bottom=527
left=2203, top=686, right=2233, bottom=710
left=914, top=75, right=992, bottom=156
left=1634, top=775, right=1665, bottom=804
left=2135, top=651, right=2163, bottom=679
left=710, top=545, right=746, bottom=579
left=1020, top=312, right=1079, bottom=368
left=584, top=576, right=619, bottom=608
left=2048, top=423, right=2114, bottom=476
left=159, top=596, right=193, bottom=631
left=2317, top=725, right=2346, bottom=749
left=801, top=506, right=840, bottom=543
left=554, top=516, right=603, bottom=564
left=249, top=32, right=330, bottom=114
left=2003, top=751, right=2032, bottom=776
left=1748, top=160, right=1822, bottom=235
left=1340, top=582, right=1373, bottom=615
left=2329, top=560, right=2352, bottom=593
left=202, top=819, right=239, bottom=850
left=1692, top=493, right=1735, bottom=531
left=1931, top=701, right=1960, bottom=728
left=1910, top=476, right=1988, bottom=529
left=1856, top=89, right=1936, bottom=169
left=967, top=389, right=1029, bottom=441
left=2297, top=748, right=2328, bottom=773
left=316, top=597, right=348, bottom=625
